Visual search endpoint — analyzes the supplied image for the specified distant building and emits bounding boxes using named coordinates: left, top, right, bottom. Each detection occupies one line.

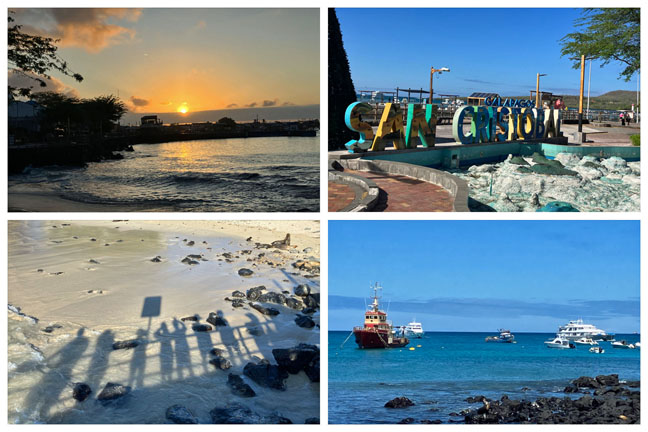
left=140, top=115, right=163, bottom=127
left=9, top=100, right=42, bottom=132
left=467, top=92, right=499, bottom=106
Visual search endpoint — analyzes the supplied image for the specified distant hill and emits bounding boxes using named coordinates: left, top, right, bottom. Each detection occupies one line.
left=504, top=90, right=639, bottom=111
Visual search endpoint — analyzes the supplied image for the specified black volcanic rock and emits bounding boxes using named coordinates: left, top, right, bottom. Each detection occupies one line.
left=112, top=339, right=139, bottom=350
left=72, top=383, right=92, bottom=402
left=385, top=397, right=415, bottom=408
left=227, top=373, right=256, bottom=397
left=243, top=361, right=288, bottom=391
left=97, top=382, right=131, bottom=402
left=166, top=405, right=198, bottom=424
left=206, top=312, right=228, bottom=327
left=250, top=303, right=279, bottom=316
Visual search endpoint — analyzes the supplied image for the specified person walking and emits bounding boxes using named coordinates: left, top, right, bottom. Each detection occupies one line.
left=620, top=112, right=626, bottom=126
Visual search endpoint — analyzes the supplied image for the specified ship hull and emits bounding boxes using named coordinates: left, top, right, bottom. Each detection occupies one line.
left=353, top=329, right=409, bottom=349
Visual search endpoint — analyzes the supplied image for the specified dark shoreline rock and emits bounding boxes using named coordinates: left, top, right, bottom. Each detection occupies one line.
left=460, top=375, right=639, bottom=424
left=385, top=397, right=415, bottom=408
left=112, top=339, right=139, bottom=350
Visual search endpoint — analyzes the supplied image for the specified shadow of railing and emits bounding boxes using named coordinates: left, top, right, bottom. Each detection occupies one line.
left=18, top=296, right=312, bottom=423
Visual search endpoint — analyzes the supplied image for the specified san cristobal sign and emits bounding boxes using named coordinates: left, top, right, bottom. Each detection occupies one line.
left=344, top=98, right=563, bottom=153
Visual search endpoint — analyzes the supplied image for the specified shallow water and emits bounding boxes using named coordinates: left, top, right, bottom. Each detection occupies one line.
left=328, top=331, right=640, bottom=424
left=9, top=136, right=319, bottom=212
left=8, top=221, right=320, bottom=424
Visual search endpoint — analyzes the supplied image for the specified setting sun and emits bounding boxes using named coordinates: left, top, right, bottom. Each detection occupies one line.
left=177, top=104, right=189, bottom=114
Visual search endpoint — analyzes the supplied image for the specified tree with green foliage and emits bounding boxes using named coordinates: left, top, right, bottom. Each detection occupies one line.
left=328, top=8, right=357, bottom=151
left=560, top=8, right=640, bottom=81
left=8, top=14, right=83, bottom=98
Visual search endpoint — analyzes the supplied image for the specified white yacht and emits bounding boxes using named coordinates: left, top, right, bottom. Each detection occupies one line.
left=573, top=337, right=598, bottom=346
left=557, top=319, right=613, bottom=341
left=611, top=340, right=636, bottom=349
left=544, top=335, right=575, bottom=349
left=404, top=320, right=424, bottom=338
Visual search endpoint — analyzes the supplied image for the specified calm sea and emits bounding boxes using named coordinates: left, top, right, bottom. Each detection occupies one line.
left=9, top=136, right=319, bottom=212
left=328, top=331, right=640, bottom=424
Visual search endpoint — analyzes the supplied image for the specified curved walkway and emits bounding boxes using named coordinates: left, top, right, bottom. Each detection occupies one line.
left=334, top=168, right=454, bottom=212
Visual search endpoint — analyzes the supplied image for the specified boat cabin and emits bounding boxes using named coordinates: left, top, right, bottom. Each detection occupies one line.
left=364, top=311, right=391, bottom=331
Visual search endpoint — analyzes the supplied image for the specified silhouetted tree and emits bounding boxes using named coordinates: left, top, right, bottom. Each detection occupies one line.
left=560, top=8, right=640, bottom=81
left=30, top=92, right=127, bottom=136
left=8, top=14, right=83, bottom=99
left=218, top=117, right=237, bottom=128
left=328, top=8, right=357, bottom=151
left=83, top=95, right=128, bottom=134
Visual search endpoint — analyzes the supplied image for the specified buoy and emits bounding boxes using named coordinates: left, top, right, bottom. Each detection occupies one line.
left=409, top=347, right=415, bottom=351
left=417, top=344, right=422, bottom=348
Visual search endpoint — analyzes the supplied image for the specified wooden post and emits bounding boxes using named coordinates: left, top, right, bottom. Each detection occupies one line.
left=429, top=67, right=434, bottom=105
left=578, top=55, right=585, bottom=132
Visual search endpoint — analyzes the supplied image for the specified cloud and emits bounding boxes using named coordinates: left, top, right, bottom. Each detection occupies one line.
left=329, top=295, right=640, bottom=321
left=160, top=101, right=173, bottom=106
left=262, top=99, right=278, bottom=107
left=282, top=101, right=295, bottom=106
left=244, top=102, right=257, bottom=108
left=11, top=8, right=142, bottom=53
left=129, top=96, right=149, bottom=107
left=226, top=103, right=238, bottom=108
left=8, top=70, right=79, bottom=98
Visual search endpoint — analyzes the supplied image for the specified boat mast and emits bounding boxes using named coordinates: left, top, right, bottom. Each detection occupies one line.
left=370, top=282, right=382, bottom=312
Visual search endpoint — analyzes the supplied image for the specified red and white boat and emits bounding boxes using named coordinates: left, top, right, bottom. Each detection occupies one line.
left=353, top=283, right=409, bottom=349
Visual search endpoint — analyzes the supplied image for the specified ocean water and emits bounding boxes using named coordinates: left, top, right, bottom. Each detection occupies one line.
left=328, top=331, right=640, bottom=424
left=9, top=136, right=319, bottom=212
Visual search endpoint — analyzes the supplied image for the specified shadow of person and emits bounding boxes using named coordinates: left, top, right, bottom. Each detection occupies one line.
left=171, top=318, right=194, bottom=380
left=213, top=310, right=239, bottom=359
left=86, top=329, right=114, bottom=393
left=127, top=328, right=148, bottom=389
left=154, top=322, right=173, bottom=382
left=193, top=318, right=214, bottom=373
left=23, top=328, right=90, bottom=421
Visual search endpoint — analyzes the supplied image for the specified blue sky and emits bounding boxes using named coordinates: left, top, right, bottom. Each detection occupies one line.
left=328, top=221, right=640, bottom=333
left=336, top=8, right=640, bottom=97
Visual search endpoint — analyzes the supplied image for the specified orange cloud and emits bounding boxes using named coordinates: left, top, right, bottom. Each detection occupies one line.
left=12, top=8, right=142, bottom=53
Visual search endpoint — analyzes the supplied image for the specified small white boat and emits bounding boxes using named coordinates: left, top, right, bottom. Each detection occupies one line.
left=611, top=340, right=635, bottom=349
left=545, top=335, right=575, bottom=349
left=485, top=329, right=515, bottom=343
left=573, top=337, right=598, bottom=346
left=589, top=346, right=605, bottom=354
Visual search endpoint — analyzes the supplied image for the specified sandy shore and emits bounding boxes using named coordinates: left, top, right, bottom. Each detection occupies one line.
left=8, top=220, right=320, bottom=423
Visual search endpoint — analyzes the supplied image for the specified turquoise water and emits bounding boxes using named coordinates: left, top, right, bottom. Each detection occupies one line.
left=328, top=331, right=640, bottom=424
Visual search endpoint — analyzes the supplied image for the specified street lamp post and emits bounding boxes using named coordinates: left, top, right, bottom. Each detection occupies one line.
left=429, top=66, right=450, bottom=105
left=536, top=73, right=547, bottom=108
left=578, top=55, right=585, bottom=133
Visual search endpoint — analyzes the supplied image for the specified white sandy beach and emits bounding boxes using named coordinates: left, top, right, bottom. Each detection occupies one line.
left=8, top=220, right=320, bottom=424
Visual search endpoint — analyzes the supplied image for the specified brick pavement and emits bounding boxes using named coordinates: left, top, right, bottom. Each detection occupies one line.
left=340, top=169, right=454, bottom=212
left=328, top=181, right=358, bottom=212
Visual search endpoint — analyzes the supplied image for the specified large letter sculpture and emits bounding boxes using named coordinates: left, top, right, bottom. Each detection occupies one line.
left=471, top=106, right=490, bottom=143
left=517, top=107, right=536, bottom=140
left=372, top=103, right=405, bottom=151
left=534, top=108, right=545, bottom=139
left=452, top=106, right=474, bottom=144
left=405, top=104, right=437, bottom=148
left=344, top=102, right=375, bottom=153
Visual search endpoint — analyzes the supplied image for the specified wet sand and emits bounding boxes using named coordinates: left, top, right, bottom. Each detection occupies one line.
left=8, top=220, right=320, bottom=423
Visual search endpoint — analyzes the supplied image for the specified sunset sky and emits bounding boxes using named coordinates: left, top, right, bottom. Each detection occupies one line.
left=9, top=8, right=319, bottom=115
